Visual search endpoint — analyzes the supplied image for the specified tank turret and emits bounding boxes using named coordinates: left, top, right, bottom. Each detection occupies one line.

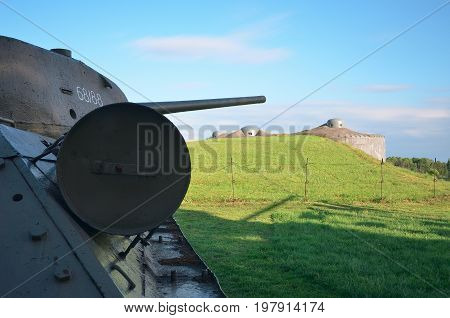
left=0, top=36, right=266, bottom=297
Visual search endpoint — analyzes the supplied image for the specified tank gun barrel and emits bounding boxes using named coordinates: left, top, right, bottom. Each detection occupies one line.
left=140, top=95, right=266, bottom=114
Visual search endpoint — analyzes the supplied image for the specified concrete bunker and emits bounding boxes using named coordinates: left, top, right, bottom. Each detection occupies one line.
left=301, top=118, right=386, bottom=161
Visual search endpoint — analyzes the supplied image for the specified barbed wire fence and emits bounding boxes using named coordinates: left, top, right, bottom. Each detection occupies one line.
left=217, top=156, right=444, bottom=202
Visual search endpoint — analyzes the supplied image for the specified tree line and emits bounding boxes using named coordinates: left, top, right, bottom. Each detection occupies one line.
left=386, top=157, right=449, bottom=179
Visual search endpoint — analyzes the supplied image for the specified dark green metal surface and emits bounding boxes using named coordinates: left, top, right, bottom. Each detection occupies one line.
left=0, top=35, right=265, bottom=297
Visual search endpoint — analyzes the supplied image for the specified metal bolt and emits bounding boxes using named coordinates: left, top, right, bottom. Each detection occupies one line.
left=0, top=158, right=5, bottom=169
left=54, top=264, right=71, bottom=282
left=29, top=224, right=47, bottom=241
left=12, top=193, right=23, bottom=202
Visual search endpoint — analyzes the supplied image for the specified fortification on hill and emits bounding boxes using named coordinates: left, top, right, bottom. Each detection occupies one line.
left=210, top=119, right=385, bottom=161
left=300, top=118, right=386, bottom=161
left=211, top=125, right=270, bottom=138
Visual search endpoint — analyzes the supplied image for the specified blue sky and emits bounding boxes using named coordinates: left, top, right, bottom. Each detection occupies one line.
left=1, top=0, right=449, bottom=159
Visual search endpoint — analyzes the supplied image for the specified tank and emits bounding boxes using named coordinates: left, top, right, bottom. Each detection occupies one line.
left=0, top=36, right=266, bottom=297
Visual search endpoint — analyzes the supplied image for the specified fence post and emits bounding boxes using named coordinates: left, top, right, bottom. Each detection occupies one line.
left=380, top=158, right=384, bottom=200
left=433, top=158, right=437, bottom=198
left=304, top=158, right=309, bottom=201
left=230, top=155, right=235, bottom=200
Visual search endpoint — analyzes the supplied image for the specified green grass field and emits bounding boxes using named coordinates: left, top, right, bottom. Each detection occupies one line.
left=175, top=135, right=450, bottom=297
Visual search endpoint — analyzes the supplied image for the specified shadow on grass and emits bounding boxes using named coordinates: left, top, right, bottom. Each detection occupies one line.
left=301, top=210, right=327, bottom=221
left=314, top=201, right=450, bottom=228
left=354, top=221, right=386, bottom=228
left=313, top=201, right=393, bottom=214
left=241, top=195, right=297, bottom=221
left=176, top=203, right=449, bottom=298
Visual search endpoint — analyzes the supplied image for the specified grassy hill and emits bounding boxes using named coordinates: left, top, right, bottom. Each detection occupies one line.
left=175, top=135, right=450, bottom=297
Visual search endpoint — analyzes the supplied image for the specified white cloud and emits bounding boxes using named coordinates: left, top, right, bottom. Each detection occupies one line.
left=297, top=100, right=450, bottom=121
left=171, top=99, right=450, bottom=142
left=400, top=127, right=447, bottom=138
left=339, top=106, right=449, bottom=121
left=131, top=34, right=290, bottom=64
left=432, top=86, right=450, bottom=92
left=401, top=128, right=423, bottom=137
left=427, top=97, right=450, bottom=106
left=175, top=100, right=449, bottom=134
left=360, top=84, right=412, bottom=93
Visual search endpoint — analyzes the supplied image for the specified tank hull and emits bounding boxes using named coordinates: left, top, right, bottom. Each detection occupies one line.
left=0, top=124, right=224, bottom=297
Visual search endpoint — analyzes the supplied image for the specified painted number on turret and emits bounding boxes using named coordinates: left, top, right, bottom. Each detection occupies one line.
left=76, top=86, right=103, bottom=106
